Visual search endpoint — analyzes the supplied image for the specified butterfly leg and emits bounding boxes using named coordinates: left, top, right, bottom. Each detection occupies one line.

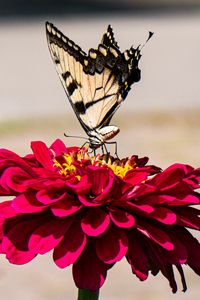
left=113, top=141, right=118, bottom=158
left=80, top=141, right=88, bottom=149
left=103, top=143, right=110, bottom=155
left=101, top=145, right=105, bottom=155
left=105, top=141, right=118, bottom=158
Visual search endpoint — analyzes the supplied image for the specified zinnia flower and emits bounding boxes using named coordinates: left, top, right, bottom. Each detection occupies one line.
left=0, top=139, right=200, bottom=295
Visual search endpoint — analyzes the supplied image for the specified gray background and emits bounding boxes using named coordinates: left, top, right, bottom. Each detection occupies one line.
left=0, top=1, right=200, bottom=299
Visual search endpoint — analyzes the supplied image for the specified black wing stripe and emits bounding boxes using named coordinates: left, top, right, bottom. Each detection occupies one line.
left=85, top=93, right=115, bottom=110
left=98, top=98, right=119, bottom=128
left=46, top=22, right=142, bottom=135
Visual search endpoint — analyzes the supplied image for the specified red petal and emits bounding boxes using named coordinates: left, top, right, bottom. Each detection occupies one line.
left=2, top=236, right=36, bottom=264
left=83, top=166, right=119, bottom=204
left=53, top=221, right=86, bottom=268
left=73, top=242, right=107, bottom=291
left=116, top=201, right=154, bottom=214
left=36, top=190, right=68, bottom=204
left=165, top=236, right=187, bottom=265
left=87, top=166, right=111, bottom=195
left=150, top=207, right=177, bottom=225
left=110, top=208, right=135, bottom=228
left=124, top=169, right=150, bottom=185
left=67, top=175, right=91, bottom=196
left=51, top=198, right=82, bottom=217
left=1, top=215, right=50, bottom=264
left=174, top=228, right=200, bottom=274
left=126, top=233, right=149, bottom=280
left=150, top=164, right=193, bottom=191
left=142, top=237, right=178, bottom=293
left=0, top=201, right=18, bottom=218
left=0, top=149, right=37, bottom=177
left=29, top=217, right=74, bottom=254
left=50, top=139, right=67, bottom=156
left=31, top=141, right=53, bottom=169
left=12, top=193, right=46, bottom=213
left=174, top=207, right=200, bottom=229
left=140, top=193, right=199, bottom=206
left=136, top=221, right=174, bottom=250
left=96, top=225, right=128, bottom=264
left=0, top=167, right=30, bottom=193
left=81, top=207, right=110, bottom=236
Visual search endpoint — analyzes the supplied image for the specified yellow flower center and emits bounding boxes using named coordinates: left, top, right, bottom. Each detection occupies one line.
left=109, top=164, right=133, bottom=178
left=53, top=154, right=77, bottom=176
left=53, top=149, right=135, bottom=178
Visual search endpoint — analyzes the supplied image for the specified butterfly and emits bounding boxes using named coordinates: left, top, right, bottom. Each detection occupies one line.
left=46, top=22, right=151, bottom=153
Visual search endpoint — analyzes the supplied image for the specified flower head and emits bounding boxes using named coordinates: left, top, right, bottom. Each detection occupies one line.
left=0, top=139, right=200, bottom=293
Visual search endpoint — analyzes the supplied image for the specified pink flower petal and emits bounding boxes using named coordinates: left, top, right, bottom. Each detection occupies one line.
left=124, top=169, right=151, bottom=185
left=117, top=201, right=154, bottom=214
left=78, top=195, right=101, bottom=207
left=0, top=167, right=30, bottom=193
left=53, top=221, right=86, bottom=268
left=110, top=208, right=135, bottom=228
left=96, top=225, right=128, bottom=264
left=140, top=193, right=200, bottom=206
left=150, top=164, right=193, bottom=191
left=31, top=141, right=53, bottom=169
left=36, top=190, right=68, bottom=204
left=0, top=201, right=18, bottom=218
left=73, top=242, right=107, bottom=291
left=126, top=233, right=149, bottom=280
left=0, top=149, right=37, bottom=177
left=83, top=166, right=119, bottom=204
left=165, top=236, right=188, bottom=265
left=67, top=175, right=91, bottom=196
left=167, top=194, right=200, bottom=206
left=136, top=221, right=174, bottom=250
left=87, top=166, right=111, bottom=195
left=174, top=207, right=200, bottom=229
left=50, top=139, right=67, bottom=156
left=143, top=237, right=178, bottom=293
left=150, top=207, right=177, bottom=225
left=2, top=236, right=36, bottom=264
left=51, top=198, right=82, bottom=217
left=1, top=214, right=50, bottom=264
left=81, top=207, right=110, bottom=236
left=29, top=217, right=74, bottom=254
left=12, top=193, right=46, bottom=213
left=171, top=227, right=200, bottom=275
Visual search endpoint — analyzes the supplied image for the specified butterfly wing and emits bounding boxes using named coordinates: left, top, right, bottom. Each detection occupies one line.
left=101, top=24, right=119, bottom=50
left=46, top=22, right=141, bottom=135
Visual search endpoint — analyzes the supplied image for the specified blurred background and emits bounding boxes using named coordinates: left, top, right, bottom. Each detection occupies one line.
left=0, top=0, right=200, bottom=299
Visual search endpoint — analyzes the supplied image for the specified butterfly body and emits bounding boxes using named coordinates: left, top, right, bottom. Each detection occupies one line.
left=88, top=125, right=120, bottom=149
left=46, top=22, right=142, bottom=150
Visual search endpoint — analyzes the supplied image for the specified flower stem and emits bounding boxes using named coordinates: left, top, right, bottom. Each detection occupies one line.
left=77, top=289, right=99, bottom=300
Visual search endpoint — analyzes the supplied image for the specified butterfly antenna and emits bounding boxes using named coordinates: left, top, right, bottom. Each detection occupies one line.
left=64, top=133, right=88, bottom=141
left=140, top=31, right=154, bottom=50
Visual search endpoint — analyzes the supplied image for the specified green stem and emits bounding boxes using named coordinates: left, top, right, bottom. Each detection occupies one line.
left=77, top=288, right=100, bottom=300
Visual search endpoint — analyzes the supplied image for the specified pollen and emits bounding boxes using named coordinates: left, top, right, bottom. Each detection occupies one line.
left=109, top=163, right=133, bottom=178
left=93, top=154, right=135, bottom=178
left=53, top=148, right=135, bottom=179
left=53, top=154, right=77, bottom=176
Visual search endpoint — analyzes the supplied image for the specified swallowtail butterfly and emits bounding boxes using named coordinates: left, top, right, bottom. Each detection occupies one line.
left=46, top=22, right=151, bottom=151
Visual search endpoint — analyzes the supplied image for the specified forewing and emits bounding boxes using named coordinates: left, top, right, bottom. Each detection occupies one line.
left=46, top=22, right=142, bottom=133
left=46, top=22, right=93, bottom=133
